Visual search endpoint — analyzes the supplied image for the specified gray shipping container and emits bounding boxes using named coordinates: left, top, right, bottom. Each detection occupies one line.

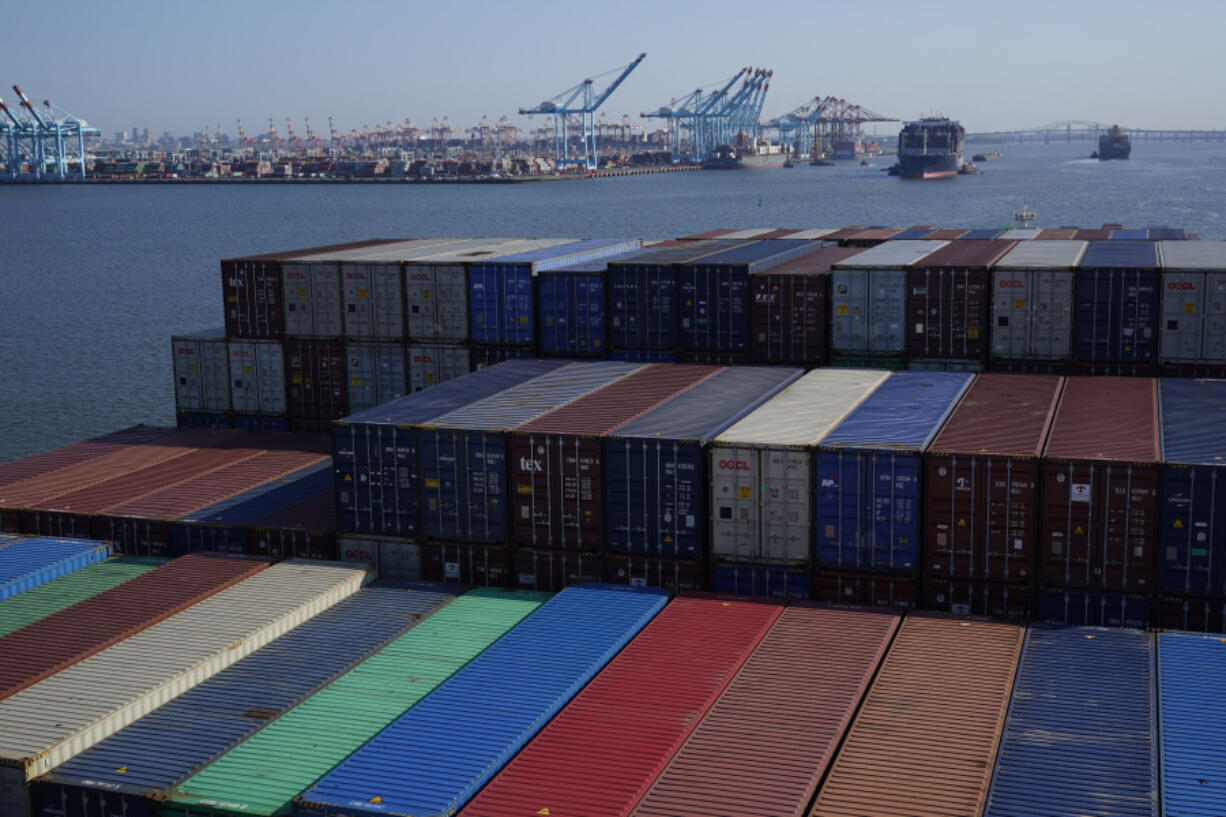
left=408, top=344, right=471, bottom=393
left=282, top=261, right=345, bottom=339
left=830, top=241, right=948, bottom=355
left=338, top=239, right=472, bottom=340
left=338, top=535, right=421, bottom=580
left=172, top=330, right=230, bottom=413
left=228, top=339, right=286, bottom=415
left=346, top=342, right=407, bottom=413
left=1159, top=241, right=1226, bottom=363
left=991, top=241, right=1086, bottom=361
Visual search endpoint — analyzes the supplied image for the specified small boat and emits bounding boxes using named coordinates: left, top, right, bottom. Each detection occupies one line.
left=972, top=152, right=1002, bottom=162
left=810, top=158, right=835, bottom=167
left=1014, top=199, right=1036, bottom=223
left=783, top=158, right=795, bottom=168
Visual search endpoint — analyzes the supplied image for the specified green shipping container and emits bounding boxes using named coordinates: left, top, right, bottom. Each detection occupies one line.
left=0, top=556, right=166, bottom=637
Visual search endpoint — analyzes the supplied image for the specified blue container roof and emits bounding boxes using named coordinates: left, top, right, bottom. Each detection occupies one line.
left=688, top=239, right=820, bottom=270
left=1148, top=227, right=1186, bottom=240
left=298, top=583, right=668, bottom=817
left=606, top=239, right=750, bottom=268
left=37, top=581, right=456, bottom=798
left=1159, top=379, right=1226, bottom=465
left=1080, top=240, right=1159, bottom=268
left=821, top=371, right=974, bottom=451
left=1111, top=228, right=1150, bottom=240
left=961, top=228, right=1006, bottom=240
left=540, top=247, right=654, bottom=274
left=339, top=359, right=567, bottom=426
left=984, top=626, right=1157, bottom=817
left=891, top=227, right=937, bottom=240
left=180, top=461, right=333, bottom=525
left=1158, top=632, right=1226, bottom=817
left=0, top=537, right=111, bottom=601
left=479, top=238, right=640, bottom=268
left=611, top=366, right=804, bottom=441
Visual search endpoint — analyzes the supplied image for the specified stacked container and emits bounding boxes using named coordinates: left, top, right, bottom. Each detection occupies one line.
left=989, top=240, right=1086, bottom=372
left=0, top=536, right=112, bottom=601
left=1158, top=240, right=1226, bottom=377
left=1157, top=632, right=1226, bottom=816
left=536, top=248, right=650, bottom=358
left=171, top=329, right=231, bottom=427
left=1074, top=240, right=1161, bottom=373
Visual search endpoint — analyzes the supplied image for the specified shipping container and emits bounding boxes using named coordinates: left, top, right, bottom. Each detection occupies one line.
left=295, top=584, right=668, bottom=817
left=678, top=228, right=778, bottom=240
left=1158, top=633, right=1226, bottom=817
left=419, top=541, right=510, bottom=585
left=678, top=240, right=825, bottom=353
left=1075, top=241, right=1161, bottom=366
left=991, top=241, right=1085, bottom=362
left=1112, top=228, right=1150, bottom=240
left=998, top=227, right=1040, bottom=241
left=907, top=240, right=1015, bottom=364
left=961, top=228, right=1008, bottom=240
left=30, top=580, right=454, bottom=817
left=162, top=588, right=547, bottom=817
left=285, top=339, right=348, bottom=430
left=632, top=604, right=900, bottom=817
left=1074, top=227, right=1114, bottom=241
left=817, top=371, right=973, bottom=574
left=468, top=344, right=536, bottom=370
left=345, top=342, right=405, bottom=412
left=228, top=340, right=286, bottom=416
left=335, top=533, right=416, bottom=577
left=332, top=359, right=567, bottom=536
left=0, top=536, right=112, bottom=602
left=603, top=554, right=705, bottom=593
left=461, top=594, right=780, bottom=817
left=829, top=241, right=947, bottom=357
left=418, top=361, right=643, bottom=544
left=823, top=226, right=872, bottom=245
left=923, top=578, right=1033, bottom=619
left=172, top=330, right=230, bottom=417
left=926, top=374, right=1064, bottom=583
left=605, top=366, right=802, bottom=558
left=0, top=555, right=164, bottom=638
left=0, top=560, right=371, bottom=816
left=1039, top=589, right=1153, bottom=627
left=1156, top=594, right=1226, bottom=632
left=248, top=492, right=336, bottom=561
left=509, top=364, right=721, bottom=549
left=1150, top=227, right=1188, bottom=241
left=812, top=569, right=918, bottom=609
left=514, top=546, right=603, bottom=591
left=282, top=260, right=346, bottom=339
left=749, top=246, right=863, bottom=365
left=608, top=348, right=678, bottom=362
left=711, top=562, right=810, bottom=599
left=1157, top=241, right=1226, bottom=365
left=927, top=228, right=971, bottom=240
left=1036, top=228, right=1079, bottom=240
left=984, top=627, right=1157, bottom=817
left=536, top=248, right=650, bottom=358
left=1041, top=377, right=1160, bottom=591
left=710, top=369, right=890, bottom=564
left=890, top=227, right=938, bottom=240
left=809, top=614, right=1024, bottom=817
left=843, top=227, right=904, bottom=247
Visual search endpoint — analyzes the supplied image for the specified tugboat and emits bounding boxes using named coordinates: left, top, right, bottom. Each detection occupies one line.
left=1092, top=125, right=1131, bottom=160
left=701, top=135, right=788, bottom=169
left=1014, top=199, right=1036, bottom=224
left=896, top=117, right=965, bottom=179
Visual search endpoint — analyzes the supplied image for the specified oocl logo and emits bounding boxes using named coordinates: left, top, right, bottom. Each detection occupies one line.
left=718, top=459, right=750, bottom=471
left=345, top=272, right=365, bottom=280
left=344, top=549, right=374, bottom=560
left=999, top=280, right=1024, bottom=288
left=1168, top=282, right=1196, bottom=291
left=409, top=273, right=430, bottom=281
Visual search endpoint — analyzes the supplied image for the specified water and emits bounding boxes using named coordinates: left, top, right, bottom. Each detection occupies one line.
left=3, top=140, right=1224, bottom=462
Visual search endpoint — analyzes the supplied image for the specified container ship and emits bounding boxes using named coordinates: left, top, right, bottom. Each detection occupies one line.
left=702, top=135, right=788, bottom=169
left=896, top=117, right=965, bottom=179
left=1093, top=124, right=1131, bottom=160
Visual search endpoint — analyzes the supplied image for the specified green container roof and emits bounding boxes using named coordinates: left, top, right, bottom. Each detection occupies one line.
left=0, top=555, right=166, bottom=637
left=161, top=586, right=551, bottom=817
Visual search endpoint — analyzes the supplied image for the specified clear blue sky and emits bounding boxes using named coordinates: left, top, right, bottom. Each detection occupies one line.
left=7, top=0, right=1222, bottom=137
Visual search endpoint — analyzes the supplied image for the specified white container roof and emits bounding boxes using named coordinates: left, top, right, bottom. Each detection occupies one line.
left=714, top=369, right=891, bottom=446
left=996, top=240, right=1089, bottom=269
left=831, top=240, right=949, bottom=269
left=1159, top=240, right=1226, bottom=270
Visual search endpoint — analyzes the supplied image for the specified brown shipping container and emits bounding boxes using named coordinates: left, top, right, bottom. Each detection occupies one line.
left=420, top=541, right=510, bottom=586
left=604, top=554, right=706, bottom=593
left=514, top=547, right=604, bottom=591
left=825, top=226, right=872, bottom=245
left=0, top=426, right=175, bottom=490
left=809, top=614, right=1024, bottom=817
left=843, top=228, right=903, bottom=248
left=508, top=364, right=721, bottom=549
left=632, top=604, right=900, bottom=817
left=925, top=375, right=1063, bottom=583
left=1040, top=377, right=1160, bottom=592
left=1073, top=228, right=1114, bottom=241
left=812, top=570, right=918, bottom=610
left=0, top=552, right=269, bottom=700
left=749, top=246, right=863, bottom=365
left=1036, top=228, right=1079, bottom=240
left=248, top=491, right=337, bottom=561
left=907, top=240, right=1016, bottom=363
left=922, top=577, right=1034, bottom=620
left=286, top=338, right=349, bottom=429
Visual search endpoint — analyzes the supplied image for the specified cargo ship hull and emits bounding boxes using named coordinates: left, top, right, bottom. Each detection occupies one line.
left=897, top=153, right=961, bottom=179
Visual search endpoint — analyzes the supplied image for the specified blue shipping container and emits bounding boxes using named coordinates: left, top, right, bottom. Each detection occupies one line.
left=609, top=349, right=678, bottom=363
left=890, top=227, right=937, bottom=240
left=985, top=626, right=1157, bottom=817
left=1039, top=590, right=1153, bottom=628
left=294, top=583, right=668, bottom=817
left=604, top=366, right=803, bottom=557
left=1149, top=227, right=1187, bottom=241
left=468, top=239, right=641, bottom=346
left=0, top=537, right=112, bottom=601
left=332, top=360, right=566, bottom=535
left=1111, top=228, right=1150, bottom=240
left=30, top=581, right=455, bottom=817
left=816, top=371, right=973, bottom=573
left=1158, top=633, right=1226, bottom=817
left=1075, top=241, right=1159, bottom=365
left=233, top=415, right=290, bottom=432
left=536, top=268, right=606, bottom=357
left=711, top=563, right=810, bottom=599
left=1158, top=378, right=1226, bottom=595
left=961, top=228, right=1007, bottom=240
left=677, top=240, right=823, bottom=352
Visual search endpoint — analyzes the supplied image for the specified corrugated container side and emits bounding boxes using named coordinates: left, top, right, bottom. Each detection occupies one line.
left=711, top=562, right=811, bottom=599
left=406, top=343, right=471, bottom=393
left=829, top=241, right=946, bottom=356
left=537, top=269, right=607, bottom=357
left=228, top=340, right=286, bottom=416
left=812, top=569, right=918, bottom=609
left=906, top=240, right=1015, bottom=363
left=514, top=546, right=603, bottom=591
left=345, top=342, right=406, bottom=413
left=286, top=339, right=348, bottom=429
left=1075, top=240, right=1160, bottom=365
left=749, top=246, right=864, bottom=365
left=603, top=554, right=705, bottom=593
left=1158, top=241, right=1226, bottom=364
left=0, top=537, right=112, bottom=602
left=248, top=492, right=337, bottom=561
left=991, top=241, right=1085, bottom=363
left=1156, top=594, right=1226, bottom=632
left=1038, top=589, right=1152, bottom=628
left=1158, top=633, right=1226, bottom=817
left=0, top=556, right=165, bottom=638
left=923, top=578, right=1034, bottom=620
left=172, top=331, right=231, bottom=415
left=419, top=542, right=511, bottom=586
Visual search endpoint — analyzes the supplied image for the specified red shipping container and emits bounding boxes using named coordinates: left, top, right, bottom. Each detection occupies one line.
left=749, top=246, right=862, bottom=366
left=631, top=604, right=899, bottom=817
left=508, top=364, right=721, bottom=549
left=604, top=554, right=706, bottom=594
left=926, top=374, right=1063, bottom=583
left=514, top=547, right=603, bottom=591
left=0, top=552, right=268, bottom=700
left=1041, top=376, right=1161, bottom=592
left=461, top=594, right=781, bottom=817
left=420, top=542, right=510, bottom=586
left=906, top=240, right=1015, bottom=363
left=922, top=577, right=1034, bottom=620
left=1036, top=228, right=1079, bottom=239
left=286, top=338, right=349, bottom=430
left=1155, top=595, right=1226, bottom=633
left=812, top=570, right=918, bottom=610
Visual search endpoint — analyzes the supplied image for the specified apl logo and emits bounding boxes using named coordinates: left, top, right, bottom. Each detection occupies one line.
left=1168, top=282, right=1196, bottom=290
left=718, top=460, right=750, bottom=471
left=999, top=280, right=1024, bottom=288
left=754, top=294, right=777, bottom=303
left=820, top=478, right=838, bottom=488
left=519, top=457, right=542, bottom=472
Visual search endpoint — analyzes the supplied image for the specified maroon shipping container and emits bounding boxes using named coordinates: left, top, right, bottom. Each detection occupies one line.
left=604, top=554, right=706, bottom=593
left=0, top=552, right=269, bottom=700
left=906, top=240, right=1016, bottom=364
left=922, top=577, right=1033, bottom=620
left=1041, top=377, right=1160, bottom=592
left=812, top=570, right=918, bottom=610
left=514, top=547, right=604, bottom=591
left=508, top=364, right=721, bottom=549
left=248, top=492, right=337, bottom=561
left=419, top=541, right=510, bottom=586
left=925, top=375, right=1063, bottom=584
left=824, top=226, right=872, bottom=245
left=286, top=338, right=349, bottom=430
left=0, top=426, right=175, bottom=490
left=843, top=227, right=903, bottom=247
left=1036, top=228, right=1079, bottom=240
left=1156, top=595, right=1226, bottom=633
left=1074, top=228, right=1114, bottom=241
left=749, top=246, right=863, bottom=365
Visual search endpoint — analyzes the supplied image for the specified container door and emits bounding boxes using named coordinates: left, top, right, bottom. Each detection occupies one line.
left=342, top=263, right=374, bottom=340
left=1160, top=271, right=1205, bottom=362
left=1119, top=269, right=1159, bottom=363
left=711, top=445, right=759, bottom=559
left=761, top=448, right=811, bottom=563
left=677, top=268, right=706, bottom=351
left=870, top=269, right=907, bottom=353
left=658, top=441, right=703, bottom=559
left=574, top=274, right=606, bottom=356
left=1204, top=273, right=1226, bottom=362
left=282, top=263, right=313, bottom=337
left=378, top=540, right=422, bottom=580
left=311, top=264, right=344, bottom=338
left=869, top=452, right=922, bottom=573
left=925, top=455, right=979, bottom=579
left=750, top=274, right=780, bottom=362
left=537, top=276, right=565, bottom=355
left=346, top=343, right=376, bottom=412
left=1160, top=465, right=1221, bottom=595
left=255, top=341, right=286, bottom=414
left=717, top=269, right=750, bottom=352
left=1033, top=270, right=1073, bottom=360
left=1098, top=464, right=1158, bottom=592
left=435, top=264, right=470, bottom=343
left=408, top=345, right=470, bottom=393
left=405, top=264, right=437, bottom=341
left=1074, top=269, right=1114, bottom=363
left=791, top=274, right=827, bottom=364
left=1043, top=462, right=1098, bottom=588
left=228, top=342, right=256, bottom=413
left=830, top=269, right=868, bottom=354
left=816, top=450, right=867, bottom=569
left=991, top=270, right=1030, bottom=360
left=604, top=437, right=650, bottom=555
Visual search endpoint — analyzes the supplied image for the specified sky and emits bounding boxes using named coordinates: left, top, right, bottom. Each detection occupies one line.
left=6, top=0, right=1223, bottom=138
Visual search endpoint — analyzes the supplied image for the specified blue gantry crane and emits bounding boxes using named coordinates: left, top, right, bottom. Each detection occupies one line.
left=519, top=53, right=646, bottom=172
left=0, top=85, right=99, bottom=180
left=641, top=69, right=750, bottom=163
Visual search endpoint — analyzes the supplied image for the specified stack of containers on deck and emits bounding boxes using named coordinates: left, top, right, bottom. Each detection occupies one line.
left=989, top=240, right=1087, bottom=373
left=821, top=226, right=872, bottom=245
left=1156, top=632, right=1226, bottom=817
left=1155, top=378, right=1226, bottom=631
left=1074, top=240, right=1161, bottom=375
left=814, top=371, right=973, bottom=609
left=603, top=366, right=803, bottom=593
left=0, top=536, right=112, bottom=601
left=906, top=239, right=1016, bottom=372
left=535, top=247, right=652, bottom=359
left=1040, top=376, right=1160, bottom=627
left=828, top=240, right=948, bottom=368
left=708, top=369, right=890, bottom=599
left=676, top=240, right=828, bottom=363
left=1158, top=241, right=1226, bottom=378
left=924, top=374, right=1064, bottom=619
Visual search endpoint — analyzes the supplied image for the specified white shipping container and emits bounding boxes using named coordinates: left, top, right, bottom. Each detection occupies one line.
left=405, top=262, right=471, bottom=342
left=342, top=263, right=405, bottom=341
left=408, top=344, right=471, bottom=393
left=1159, top=241, right=1226, bottom=364
left=336, top=535, right=421, bottom=580
left=228, top=340, right=286, bottom=415
left=830, top=241, right=948, bottom=355
left=0, top=560, right=371, bottom=814
left=710, top=369, right=891, bottom=564
left=347, top=342, right=407, bottom=412
left=991, top=241, right=1085, bottom=361
left=282, top=262, right=344, bottom=338
left=172, top=331, right=230, bottom=413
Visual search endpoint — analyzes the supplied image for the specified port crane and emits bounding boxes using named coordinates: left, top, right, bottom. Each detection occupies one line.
left=0, top=84, right=99, bottom=180
left=767, top=96, right=895, bottom=158
left=519, top=52, right=646, bottom=171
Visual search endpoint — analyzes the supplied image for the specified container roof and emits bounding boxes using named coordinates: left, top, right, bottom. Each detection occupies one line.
left=997, top=228, right=1040, bottom=241
left=930, top=374, right=1064, bottom=457
left=687, top=240, right=820, bottom=269
left=1111, top=228, right=1149, bottom=240
left=996, top=240, right=1089, bottom=269
left=1080, top=240, right=1160, bottom=268
left=714, top=369, right=890, bottom=446
left=891, top=227, right=937, bottom=240
left=1159, top=240, right=1226, bottom=270
left=478, top=238, right=642, bottom=267
left=960, top=228, right=1006, bottom=240
left=1159, top=379, right=1226, bottom=465
left=538, top=247, right=654, bottom=274
left=1036, top=228, right=1079, bottom=239
left=821, top=371, right=974, bottom=451
left=831, top=240, right=948, bottom=268
left=928, top=228, right=971, bottom=240
left=606, top=239, right=752, bottom=267
left=752, top=245, right=866, bottom=276
left=912, top=239, right=1017, bottom=268
left=1044, top=377, right=1159, bottom=462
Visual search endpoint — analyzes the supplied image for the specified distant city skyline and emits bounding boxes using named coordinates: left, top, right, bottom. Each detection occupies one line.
left=7, top=0, right=1223, bottom=138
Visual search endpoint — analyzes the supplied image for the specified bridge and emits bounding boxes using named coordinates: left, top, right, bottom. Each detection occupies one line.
left=967, top=120, right=1226, bottom=144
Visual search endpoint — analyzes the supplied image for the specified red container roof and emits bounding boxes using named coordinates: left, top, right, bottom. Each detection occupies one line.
left=1036, top=228, right=1079, bottom=239
left=848, top=228, right=904, bottom=241
left=823, top=225, right=872, bottom=241
left=930, top=374, right=1064, bottom=457
left=910, top=239, right=1018, bottom=268
left=1073, top=228, right=1113, bottom=241
left=1043, top=377, right=1160, bottom=463
left=752, top=245, right=866, bottom=277
left=0, top=426, right=175, bottom=490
